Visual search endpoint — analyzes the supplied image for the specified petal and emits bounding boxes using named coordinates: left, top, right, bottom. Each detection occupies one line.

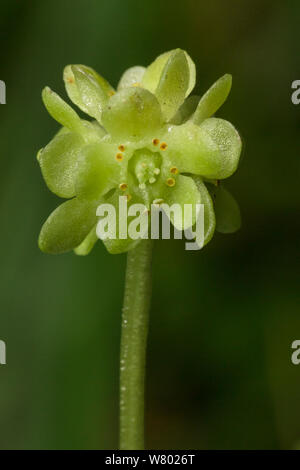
left=39, top=197, right=99, bottom=254
left=209, top=184, right=241, bottom=233
left=74, top=224, right=98, bottom=255
left=170, top=95, right=200, bottom=125
left=38, top=129, right=85, bottom=198
left=199, top=118, right=242, bottom=178
left=163, top=118, right=242, bottom=179
left=193, top=177, right=216, bottom=245
left=193, top=74, right=232, bottom=125
left=117, top=66, right=146, bottom=89
left=63, top=65, right=115, bottom=122
left=75, top=142, right=121, bottom=199
left=155, top=49, right=190, bottom=121
left=101, top=87, right=162, bottom=141
left=101, top=191, right=144, bottom=254
left=162, top=175, right=201, bottom=231
left=42, top=87, right=84, bottom=134
left=142, top=49, right=196, bottom=97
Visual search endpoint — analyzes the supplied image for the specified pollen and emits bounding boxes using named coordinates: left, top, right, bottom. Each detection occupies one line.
left=160, top=142, right=167, bottom=150
left=152, top=138, right=160, bottom=146
left=166, top=177, right=176, bottom=187
left=116, top=153, right=124, bottom=161
left=119, top=183, right=128, bottom=191
left=67, top=77, right=75, bottom=84
left=132, top=82, right=141, bottom=87
left=170, top=166, right=178, bottom=175
left=108, top=90, right=115, bottom=96
left=118, top=145, right=125, bottom=152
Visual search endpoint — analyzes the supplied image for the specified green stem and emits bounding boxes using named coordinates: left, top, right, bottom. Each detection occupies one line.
left=119, top=239, right=153, bottom=450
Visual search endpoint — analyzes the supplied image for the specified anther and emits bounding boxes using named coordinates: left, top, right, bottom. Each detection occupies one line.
left=119, top=183, right=128, bottom=191
left=116, top=153, right=123, bottom=161
left=160, top=142, right=167, bottom=150
left=166, top=177, right=175, bottom=187
left=170, top=167, right=178, bottom=175
left=152, top=138, right=160, bottom=146
left=118, top=145, right=125, bottom=152
left=153, top=198, right=164, bottom=206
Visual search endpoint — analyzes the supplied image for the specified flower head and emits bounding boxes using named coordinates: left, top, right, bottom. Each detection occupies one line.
left=38, top=49, right=242, bottom=255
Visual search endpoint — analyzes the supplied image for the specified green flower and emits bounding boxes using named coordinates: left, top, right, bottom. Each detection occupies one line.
left=38, top=49, right=242, bottom=255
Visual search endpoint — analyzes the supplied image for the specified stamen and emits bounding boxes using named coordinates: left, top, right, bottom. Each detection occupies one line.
left=119, top=183, right=128, bottom=191
left=160, top=142, right=167, bottom=150
left=170, top=166, right=178, bottom=175
left=166, top=177, right=175, bottom=187
left=153, top=198, right=164, bottom=206
left=118, top=145, right=125, bottom=152
left=152, top=138, right=160, bottom=146
left=116, top=153, right=123, bottom=161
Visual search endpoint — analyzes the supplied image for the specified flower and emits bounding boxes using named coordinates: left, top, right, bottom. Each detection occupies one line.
left=38, top=48, right=242, bottom=255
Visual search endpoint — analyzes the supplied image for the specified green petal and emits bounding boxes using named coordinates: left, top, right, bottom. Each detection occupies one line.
left=142, top=48, right=196, bottom=97
left=42, top=87, right=84, bottom=134
left=162, top=175, right=201, bottom=231
left=193, top=177, right=216, bottom=245
left=155, top=49, right=190, bottom=121
left=209, top=184, right=241, bottom=233
left=163, top=118, right=242, bottom=179
left=101, top=191, right=144, bottom=254
left=117, top=66, right=146, bottom=89
left=199, top=118, right=242, bottom=178
left=74, top=224, right=98, bottom=255
left=39, top=197, right=99, bottom=254
left=38, top=130, right=84, bottom=198
left=193, top=74, right=232, bottom=125
left=63, top=65, right=115, bottom=122
left=170, top=95, right=200, bottom=124
left=75, top=142, right=121, bottom=199
left=101, top=87, right=162, bottom=141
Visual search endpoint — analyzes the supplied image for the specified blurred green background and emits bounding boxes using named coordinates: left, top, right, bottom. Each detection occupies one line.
left=0, top=0, right=299, bottom=449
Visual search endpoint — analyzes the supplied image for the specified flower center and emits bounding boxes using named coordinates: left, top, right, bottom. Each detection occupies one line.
left=130, top=149, right=162, bottom=189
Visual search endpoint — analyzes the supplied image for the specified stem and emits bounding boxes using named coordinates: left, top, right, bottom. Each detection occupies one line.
left=119, top=239, right=153, bottom=450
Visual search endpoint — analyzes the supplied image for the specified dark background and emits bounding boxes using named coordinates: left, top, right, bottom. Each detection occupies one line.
left=0, top=0, right=299, bottom=449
